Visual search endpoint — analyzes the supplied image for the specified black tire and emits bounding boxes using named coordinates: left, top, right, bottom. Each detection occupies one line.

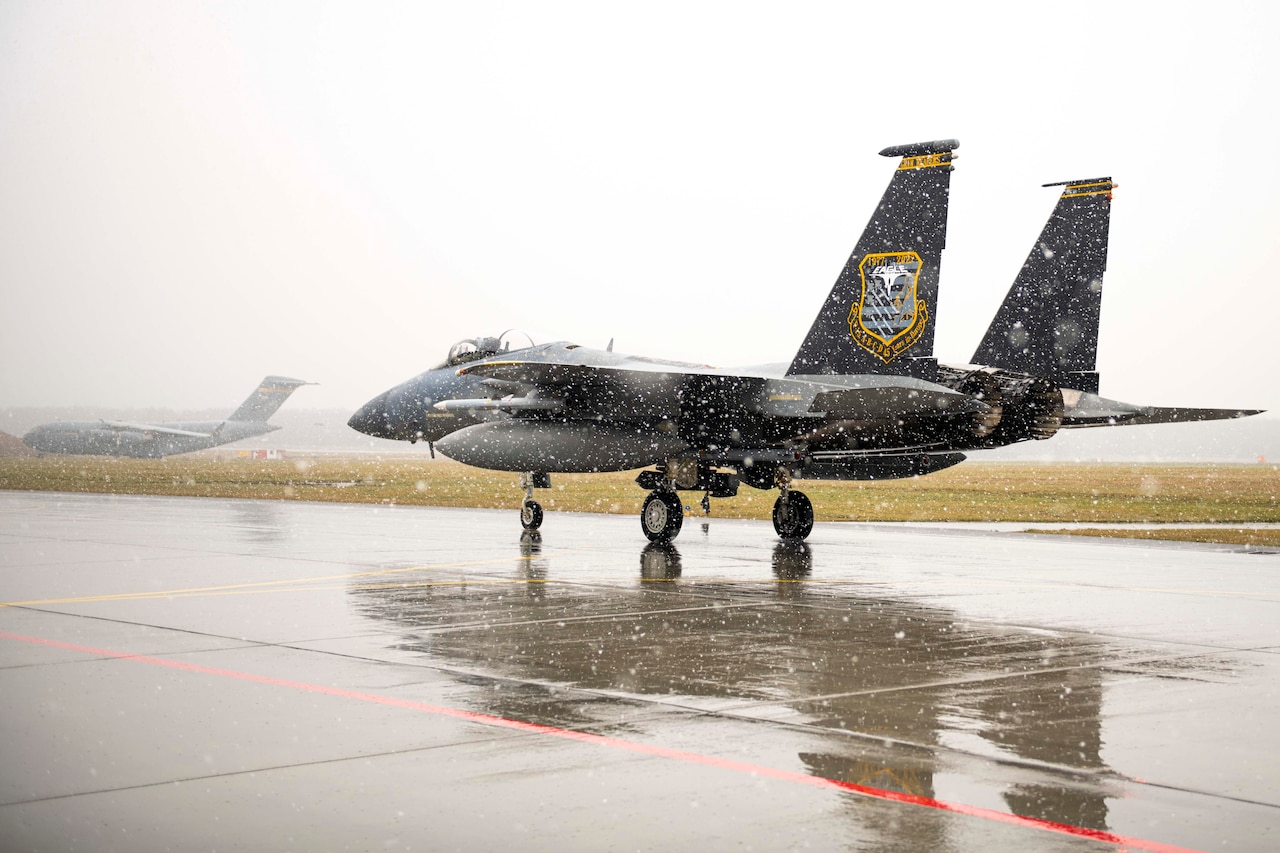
left=772, top=491, right=814, bottom=540
left=640, top=491, right=684, bottom=542
left=520, top=500, right=544, bottom=531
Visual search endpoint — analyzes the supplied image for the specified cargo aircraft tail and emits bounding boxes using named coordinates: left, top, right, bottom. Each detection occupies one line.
left=228, top=376, right=312, bottom=423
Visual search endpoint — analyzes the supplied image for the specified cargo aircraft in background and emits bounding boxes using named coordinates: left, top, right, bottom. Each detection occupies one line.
left=348, top=139, right=1261, bottom=542
left=24, top=375, right=311, bottom=458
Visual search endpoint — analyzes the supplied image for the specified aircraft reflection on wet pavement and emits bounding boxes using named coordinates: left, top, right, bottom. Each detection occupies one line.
left=343, top=538, right=1220, bottom=838
left=348, top=139, right=1260, bottom=543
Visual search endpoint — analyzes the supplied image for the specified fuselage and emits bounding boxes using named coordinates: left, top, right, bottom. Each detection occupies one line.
left=22, top=420, right=279, bottom=458
left=347, top=339, right=984, bottom=477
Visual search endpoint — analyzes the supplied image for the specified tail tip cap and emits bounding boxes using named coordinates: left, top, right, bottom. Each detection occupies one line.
left=879, top=139, right=959, bottom=158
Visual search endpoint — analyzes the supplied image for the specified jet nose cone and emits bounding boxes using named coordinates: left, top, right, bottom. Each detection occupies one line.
left=348, top=391, right=395, bottom=438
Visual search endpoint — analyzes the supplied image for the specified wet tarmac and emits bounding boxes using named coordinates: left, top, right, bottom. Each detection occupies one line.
left=2, top=490, right=1279, bottom=852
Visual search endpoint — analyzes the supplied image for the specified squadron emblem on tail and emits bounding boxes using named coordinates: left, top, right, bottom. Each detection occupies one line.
left=849, top=251, right=929, bottom=363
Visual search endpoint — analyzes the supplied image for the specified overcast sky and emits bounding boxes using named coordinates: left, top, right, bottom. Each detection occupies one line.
left=2, top=1, right=1277, bottom=420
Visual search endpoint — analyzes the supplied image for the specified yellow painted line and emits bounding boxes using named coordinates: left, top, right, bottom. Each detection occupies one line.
left=12, top=562, right=1262, bottom=608
left=1062, top=180, right=1115, bottom=198
left=0, top=573, right=906, bottom=607
left=895, top=577, right=1270, bottom=598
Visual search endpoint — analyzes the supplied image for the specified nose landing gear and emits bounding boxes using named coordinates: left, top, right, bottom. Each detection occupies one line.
left=772, top=489, right=814, bottom=539
left=770, top=469, right=814, bottom=540
left=518, top=472, right=549, bottom=531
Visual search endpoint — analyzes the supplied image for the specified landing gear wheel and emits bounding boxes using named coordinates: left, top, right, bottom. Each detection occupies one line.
left=520, top=500, right=544, bottom=531
left=772, top=490, right=814, bottom=540
left=641, top=491, right=684, bottom=542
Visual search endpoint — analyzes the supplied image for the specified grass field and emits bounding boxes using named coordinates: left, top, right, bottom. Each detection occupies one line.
left=1, top=456, right=1277, bottom=545
left=1029, top=528, right=1280, bottom=547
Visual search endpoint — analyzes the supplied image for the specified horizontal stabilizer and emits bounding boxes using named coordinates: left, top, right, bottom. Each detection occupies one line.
left=100, top=421, right=213, bottom=438
left=1119, top=407, right=1265, bottom=426
left=1061, top=390, right=1263, bottom=428
left=810, top=386, right=987, bottom=419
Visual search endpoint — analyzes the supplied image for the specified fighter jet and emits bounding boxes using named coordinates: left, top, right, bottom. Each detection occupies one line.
left=348, top=140, right=1260, bottom=542
left=24, top=375, right=312, bottom=458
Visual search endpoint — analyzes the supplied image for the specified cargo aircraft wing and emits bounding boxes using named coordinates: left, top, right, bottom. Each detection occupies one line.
left=100, top=420, right=214, bottom=438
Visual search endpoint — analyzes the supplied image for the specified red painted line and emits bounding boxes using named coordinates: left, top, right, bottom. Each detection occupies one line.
left=2, top=630, right=1201, bottom=852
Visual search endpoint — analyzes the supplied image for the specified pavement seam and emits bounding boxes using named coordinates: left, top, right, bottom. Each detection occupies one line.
left=0, top=736, right=535, bottom=809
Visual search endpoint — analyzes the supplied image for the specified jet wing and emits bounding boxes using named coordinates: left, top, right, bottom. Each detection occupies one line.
left=459, top=356, right=987, bottom=423
left=1060, top=391, right=1262, bottom=428
left=455, top=356, right=725, bottom=386
left=100, top=420, right=214, bottom=438
left=451, top=356, right=722, bottom=418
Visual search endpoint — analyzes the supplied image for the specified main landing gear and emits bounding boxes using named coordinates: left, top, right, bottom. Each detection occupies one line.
left=511, top=464, right=814, bottom=542
left=772, top=488, right=814, bottom=540
left=637, top=462, right=726, bottom=543
left=769, top=468, right=813, bottom=540
left=518, top=471, right=549, bottom=531
left=636, top=463, right=815, bottom=543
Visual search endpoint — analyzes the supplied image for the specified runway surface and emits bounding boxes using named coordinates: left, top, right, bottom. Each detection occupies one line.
left=2, top=490, right=1278, bottom=852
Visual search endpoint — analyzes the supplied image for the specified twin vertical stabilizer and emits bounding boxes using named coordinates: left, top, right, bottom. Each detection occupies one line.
left=971, top=179, right=1116, bottom=393
left=787, top=139, right=958, bottom=381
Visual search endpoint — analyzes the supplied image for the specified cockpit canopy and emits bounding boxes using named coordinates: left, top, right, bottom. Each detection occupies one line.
left=442, top=330, right=544, bottom=368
